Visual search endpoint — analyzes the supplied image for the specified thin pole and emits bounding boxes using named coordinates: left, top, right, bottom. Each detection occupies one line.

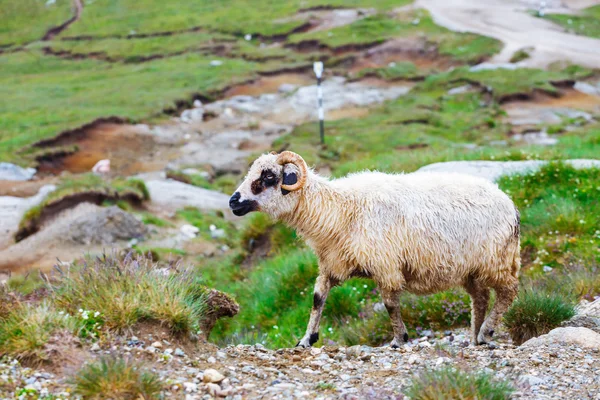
left=317, top=76, right=324, bottom=145
left=313, top=62, right=325, bottom=145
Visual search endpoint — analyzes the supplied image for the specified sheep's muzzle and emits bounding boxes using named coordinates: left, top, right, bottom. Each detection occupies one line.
left=229, top=191, right=258, bottom=216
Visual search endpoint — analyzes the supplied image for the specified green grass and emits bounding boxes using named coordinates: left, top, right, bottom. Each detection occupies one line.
left=50, top=252, right=207, bottom=333
left=55, top=0, right=411, bottom=39
left=498, top=163, right=600, bottom=272
left=541, top=5, right=600, bottom=39
left=140, top=212, right=173, bottom=227
left=503, top=289, right=576, bottom=345
left=353, top=61, right=422, bottom=80
left=0, top=303, right=78, bottom=363
left=421, top=65, right=592, bottom=100
left=177, top=207, right=237, bottom=246
left=18, top=174, right=148, bottom=240
left=0, top=0, right=72, bottom=46
left=48, top=31, right=234, bottom=61
left=405, top=367, right=514, bottom=400
left=509, top=48, right=531, bottom=63
left=71, top=356, right=162, bottom=400
left=437, top=33, right=503, bottom=64
left=0, top=50, right=264, bottom=164
left=289, top=9, right=501, bottom=64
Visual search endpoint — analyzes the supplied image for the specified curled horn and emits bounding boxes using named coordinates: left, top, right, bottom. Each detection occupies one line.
left=277, top=151, right=307, bottom=192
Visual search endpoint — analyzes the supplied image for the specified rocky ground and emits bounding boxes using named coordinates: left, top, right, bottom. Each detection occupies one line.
left=3, top=327, right=599, bottom=399
left=3, top=299, right=600, bottom=399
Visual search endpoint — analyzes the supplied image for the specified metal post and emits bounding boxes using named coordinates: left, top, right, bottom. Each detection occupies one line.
left=313, top=62, right=325, bottom=145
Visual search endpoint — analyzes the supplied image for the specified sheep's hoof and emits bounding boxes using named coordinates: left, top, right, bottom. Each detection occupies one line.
left=390, top=335, right=407, bottom=349
left=477, top=329, right=494, bottom=345
left=296, top=333, right=318, bottom=348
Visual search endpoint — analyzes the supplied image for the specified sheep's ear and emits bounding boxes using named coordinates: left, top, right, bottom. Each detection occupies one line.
left=281, top=172, right=297, bottom=195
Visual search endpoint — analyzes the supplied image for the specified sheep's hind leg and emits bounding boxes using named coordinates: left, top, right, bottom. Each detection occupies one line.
left=478, top=278, right=519, bottom=344
left=463, top=277, right=491, bottom=345
left=381, top=289, right=408, bottom=348
left=297, top=275, right=333, bottom=348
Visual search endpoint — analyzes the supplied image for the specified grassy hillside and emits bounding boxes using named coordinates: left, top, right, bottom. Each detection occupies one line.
left=0, top=0, right=505, bottom=166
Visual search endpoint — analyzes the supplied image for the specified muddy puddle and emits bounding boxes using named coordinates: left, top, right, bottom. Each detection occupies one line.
left=224, top=73, right=315, bottom=98
left=37, top=123, right=177, bottom=177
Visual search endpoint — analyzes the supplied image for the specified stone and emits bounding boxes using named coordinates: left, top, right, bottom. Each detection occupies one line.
left=469, top=63, right=519, bottom=72
left=447, top=85, right=472, bottom=95
left=278, top=83, right=297, bottom=93
left=144, top=179, right=229, bottom=212
left=175, top=348, right=186, bottom=357
left=206, top=382, right=221, bottom=396
left=90, top=343, right=101, bottom=352
left=207, top=356, right=217, bottom=364
left=151, top=341, right=163, bottom=349
left=418, top=159, right=600, bottom=182
left=521, top=374, right=546, bottom=386
left=0, top=163, right=36, bottom=181
left=521, top=327, right=600, bottom=350
left=183, top=382, right=198, bottom=393
left=574, top=81, right=600, bottom=97
left=203, top=369, right=225, bottom=383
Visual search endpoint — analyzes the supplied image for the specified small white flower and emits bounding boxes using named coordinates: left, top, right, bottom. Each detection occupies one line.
left=94, top=311, right=100, bottom=317
left=273, top=325, right=278, bottom=330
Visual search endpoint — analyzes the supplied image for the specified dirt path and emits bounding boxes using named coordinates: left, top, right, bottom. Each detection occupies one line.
left=416, top=0, right=600, bottom=68
left=42, top=0, right=83, bottom=40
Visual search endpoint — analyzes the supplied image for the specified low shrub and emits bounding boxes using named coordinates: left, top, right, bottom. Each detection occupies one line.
left=50, top=252, right=207, bottom=334
left=71, top=356, right=162, bottom=399
left=503, top=289, right=576, bottom=345
left=405, top=367, right=514, bottom=400
left=0, top=303, right=78, bottom=363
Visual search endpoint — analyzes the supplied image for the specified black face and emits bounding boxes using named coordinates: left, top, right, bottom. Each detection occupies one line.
left=251, top=169, right=278, bottom=195
left=229, top=192, right=258, bottom=216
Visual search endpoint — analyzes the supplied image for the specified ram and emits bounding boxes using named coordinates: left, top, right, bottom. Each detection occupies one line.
left=229, top=151, right=520, bottom=348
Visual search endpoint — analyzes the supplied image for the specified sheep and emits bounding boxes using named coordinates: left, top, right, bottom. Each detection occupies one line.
left=229, top=151, right=520, bottom=348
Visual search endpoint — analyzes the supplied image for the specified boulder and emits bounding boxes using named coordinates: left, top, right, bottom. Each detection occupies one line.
left=0, top=203, right=146, bottom=271
left=0, top=163, right=36, bottom=181
left=144, top=179, right=230, bottom=212
left=418, top=159, right=600, bottom=182
left=562, top=298, right=600, bottom=334
left=520, top=327, right=600, bottom=349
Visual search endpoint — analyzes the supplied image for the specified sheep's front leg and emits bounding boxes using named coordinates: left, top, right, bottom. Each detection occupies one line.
left=381, top=289, right=408, bottom=348
left=297, top=275, right=332, bottom=348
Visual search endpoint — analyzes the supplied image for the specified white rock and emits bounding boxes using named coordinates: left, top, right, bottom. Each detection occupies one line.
left=90, top=343, right=101, bottom=352
left=210, top=60, right=223, bottom=67
left=447, top=85, right=472, bottom=95
left=183, top=382, right=198, bottom=393
left=193, top=99, right=203, bottom=108
left=180, top=224, right=200, bottom=239
left=151, top=341, right=163, bottom=348
left=206, top=382, right=221, bottom=396
left=418, top=159, right=600, bottom=182
left=207, top=356, right=217, bottom=364
left=521, top=327, right=600, bottom=349
left=0, top=163, right=36, bottom=181
left=203, top=368, right=225, bottom=383
left=470, top=63, right=519, bottom=72
left=408, top=355, right=419, bottom=364
left=175, top=348, right=185, bottom=357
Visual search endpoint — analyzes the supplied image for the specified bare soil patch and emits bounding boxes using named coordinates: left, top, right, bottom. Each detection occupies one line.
left=36, top=123, right=176, bottom=177
left=224, top=73, right=315, bottom=98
